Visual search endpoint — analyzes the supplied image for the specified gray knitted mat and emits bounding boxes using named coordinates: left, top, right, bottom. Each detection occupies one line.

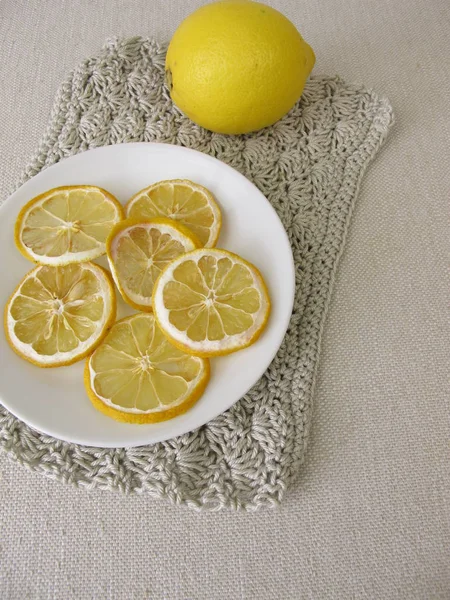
left=0, top=37, right=393, bottom=510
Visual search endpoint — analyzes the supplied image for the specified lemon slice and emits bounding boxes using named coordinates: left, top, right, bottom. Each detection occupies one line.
left=84, top=313, right=210, bottom=423
left=125, top=179, right=221, bottom=247
left=15, top=185, right=124, bottom=265
left=4, top=262, right=116, bottom=367
left=152, top=248, right=271, bottom=357
left=107, top=217, right=200, bottom=312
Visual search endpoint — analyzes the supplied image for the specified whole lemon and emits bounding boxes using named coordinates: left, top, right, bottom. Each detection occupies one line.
left=166, top=0, right=315, bottom=135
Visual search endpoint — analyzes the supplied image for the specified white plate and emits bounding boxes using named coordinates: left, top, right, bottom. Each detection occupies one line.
left=0, top=143, right=294, bottom=448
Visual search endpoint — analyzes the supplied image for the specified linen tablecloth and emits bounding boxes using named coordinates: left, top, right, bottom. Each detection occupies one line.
left=1, top=0, right=449, bottom=598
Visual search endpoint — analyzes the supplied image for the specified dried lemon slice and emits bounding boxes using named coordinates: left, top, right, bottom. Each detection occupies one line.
left=15, top=185, right=124, bottom=265
left=152, top=248, right=270, bottom=357
left=107, top=217, right=200, bottom=312
left=84, top=313, right=210, bottom=423
left=4, top=262, right=116, bottom=367
left=125, top=179, right=221, bottom=247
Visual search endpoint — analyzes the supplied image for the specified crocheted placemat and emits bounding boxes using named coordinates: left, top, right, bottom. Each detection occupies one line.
left=0, top=37, right=393, bottom=510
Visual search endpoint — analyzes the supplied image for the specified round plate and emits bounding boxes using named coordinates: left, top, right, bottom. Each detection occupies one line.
left=0, top=143, right=295, bottom=448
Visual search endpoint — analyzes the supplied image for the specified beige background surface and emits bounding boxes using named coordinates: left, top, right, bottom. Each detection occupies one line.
left=1, top=0, right=449, bottom=598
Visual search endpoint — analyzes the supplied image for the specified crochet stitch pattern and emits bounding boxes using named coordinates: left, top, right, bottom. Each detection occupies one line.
left=0, top=37, right=393, bottom=510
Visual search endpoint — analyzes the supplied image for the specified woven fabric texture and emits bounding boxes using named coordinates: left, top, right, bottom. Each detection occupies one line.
left=0, top=37, right=392, bottom=510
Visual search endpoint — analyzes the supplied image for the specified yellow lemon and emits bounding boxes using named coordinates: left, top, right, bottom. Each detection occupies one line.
left=166, top=0, right=315, bottom=134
